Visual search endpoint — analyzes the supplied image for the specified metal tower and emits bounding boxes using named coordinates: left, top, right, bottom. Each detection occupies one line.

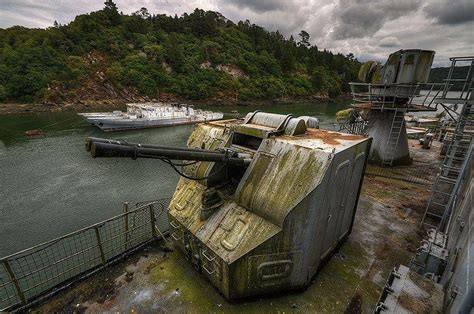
left=349, top=49, right=440, bottom=166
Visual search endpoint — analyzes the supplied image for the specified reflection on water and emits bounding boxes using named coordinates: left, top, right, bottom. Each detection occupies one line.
left=0, top=101, right=349, bottom=256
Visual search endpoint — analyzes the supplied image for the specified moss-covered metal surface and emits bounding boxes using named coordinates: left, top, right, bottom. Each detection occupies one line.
left=167, top=118, right=371, bottom=299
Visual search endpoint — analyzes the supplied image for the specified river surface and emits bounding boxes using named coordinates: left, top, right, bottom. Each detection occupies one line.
left=0, top=101, right=353, bottom=256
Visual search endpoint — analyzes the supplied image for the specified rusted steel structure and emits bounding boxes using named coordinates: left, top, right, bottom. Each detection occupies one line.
left=165, top=112, right=371, bottom=299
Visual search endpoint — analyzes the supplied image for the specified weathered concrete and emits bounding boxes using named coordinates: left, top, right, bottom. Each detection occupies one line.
left=33, top=171, right=431, bottom=313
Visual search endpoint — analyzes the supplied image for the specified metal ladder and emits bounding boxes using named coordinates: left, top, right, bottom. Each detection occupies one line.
left=382, top=110, right=405, bottom=166
left=421, top=56, right=474, bottom=231
left=421, top=136, right=472, bottom=230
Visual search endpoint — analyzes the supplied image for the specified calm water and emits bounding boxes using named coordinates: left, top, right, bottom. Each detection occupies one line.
left=0, top=101, right=349, bottom=256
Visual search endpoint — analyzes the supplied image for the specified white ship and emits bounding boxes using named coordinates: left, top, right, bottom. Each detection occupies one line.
left=79, top=103, right=224, bottom=131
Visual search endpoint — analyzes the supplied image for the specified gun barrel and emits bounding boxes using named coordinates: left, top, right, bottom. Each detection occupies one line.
left=85, top=137, right=210, bottom=153
left=90, top=142, right=250, bottom=166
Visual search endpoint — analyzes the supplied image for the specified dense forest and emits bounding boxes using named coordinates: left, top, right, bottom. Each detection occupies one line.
left=0, top=1, right=361, bottom=103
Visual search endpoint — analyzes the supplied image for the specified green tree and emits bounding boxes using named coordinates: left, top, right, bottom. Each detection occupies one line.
left=164, top=33, right=185, bottom=73
left=103, top=0, right=120, bottom=25
left=298, top=30, right=310, bottom=47
left=134, top=7, right=150, bottom=19
left=0, top=6, right=359, bottom=103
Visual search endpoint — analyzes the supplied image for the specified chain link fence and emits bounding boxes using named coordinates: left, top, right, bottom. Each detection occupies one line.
left=0, top=198, right=171, bottom=311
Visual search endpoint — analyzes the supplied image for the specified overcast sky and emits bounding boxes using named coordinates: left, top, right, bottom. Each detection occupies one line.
left=0, top=0, right=472, bottom=66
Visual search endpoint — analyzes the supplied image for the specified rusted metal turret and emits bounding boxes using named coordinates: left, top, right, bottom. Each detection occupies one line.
left=167, top=112, right=371, bottom=299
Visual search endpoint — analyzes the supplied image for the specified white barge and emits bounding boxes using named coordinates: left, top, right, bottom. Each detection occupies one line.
left=79, top=103, right=224, bottom=131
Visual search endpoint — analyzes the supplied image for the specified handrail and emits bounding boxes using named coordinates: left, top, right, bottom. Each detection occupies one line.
left=0, top=200, right=162, bottom=262
left=0, top=197, right=171, bottom=311
left=349, top=82, right=452, bottom=110
left=449, top=56, right=474, bottom=61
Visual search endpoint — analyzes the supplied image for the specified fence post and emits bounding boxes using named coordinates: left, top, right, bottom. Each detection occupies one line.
left=149, top=204, right=157, bottom=238
left=123, top=202, right=129, bottom=250
left=2, top=259, right=26, bottom=305
left=94, top=226, right=106, bottom=265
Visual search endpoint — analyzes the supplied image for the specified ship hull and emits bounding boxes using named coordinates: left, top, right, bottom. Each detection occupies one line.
left=87, top=115, right=224, bottom=132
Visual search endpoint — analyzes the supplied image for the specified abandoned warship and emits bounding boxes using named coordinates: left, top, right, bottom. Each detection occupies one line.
left=79, top=103, right=224, bottom=132
left=0, top=51, right=472, bottom=313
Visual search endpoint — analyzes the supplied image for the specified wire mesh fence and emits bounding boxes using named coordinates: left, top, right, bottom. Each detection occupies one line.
left=0, top=198, right=171, bottom=311
left=365, top=162, right=438, bottom=185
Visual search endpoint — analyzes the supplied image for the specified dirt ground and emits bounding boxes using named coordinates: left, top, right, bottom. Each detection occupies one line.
left=30, top=167, right=432, bottom=313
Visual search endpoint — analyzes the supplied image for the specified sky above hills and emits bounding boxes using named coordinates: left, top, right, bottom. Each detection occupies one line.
left=0, top=0, right=473, bottom=66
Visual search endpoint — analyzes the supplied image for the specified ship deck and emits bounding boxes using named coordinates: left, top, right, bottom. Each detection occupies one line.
left=33, top=140, right=444, bottom=313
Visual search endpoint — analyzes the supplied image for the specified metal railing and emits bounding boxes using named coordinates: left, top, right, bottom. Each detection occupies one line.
left=438, top=141, right=473, bottom=233
left=349, top=82, right=448, bottom=112
left=336, top=120, right=369, bottom=135
left=440, top=56, right=473, bottom=100
left=0, top=198, right=171, bottom=311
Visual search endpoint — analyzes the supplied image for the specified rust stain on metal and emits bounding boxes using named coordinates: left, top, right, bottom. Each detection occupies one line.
left=208, top=119, right=241, bottom=128
left=305, top=129, right=365, bottom=145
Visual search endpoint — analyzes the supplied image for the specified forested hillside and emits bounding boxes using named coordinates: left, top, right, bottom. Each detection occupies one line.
left=429, top=66, right=470, bottom=90
left=0, top=1, right=360, bottom=103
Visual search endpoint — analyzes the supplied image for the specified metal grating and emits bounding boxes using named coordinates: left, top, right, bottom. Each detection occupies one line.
left=365, top=162, right=438, bottom=186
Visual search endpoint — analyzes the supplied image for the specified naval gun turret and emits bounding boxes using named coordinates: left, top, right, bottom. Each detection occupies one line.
left=86, top=111, right=371, bottom=300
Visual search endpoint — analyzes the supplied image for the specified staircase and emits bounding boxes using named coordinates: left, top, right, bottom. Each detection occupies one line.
left=382, top=110, right=405, bottom=166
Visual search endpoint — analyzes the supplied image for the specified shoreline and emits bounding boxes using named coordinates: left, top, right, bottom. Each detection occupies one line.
left=0, top=94, right=351, bottom=115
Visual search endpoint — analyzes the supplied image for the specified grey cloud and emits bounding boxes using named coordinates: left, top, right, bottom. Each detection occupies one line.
left=357, top=52, right=386, bottom=63
left=224, top=0, right=291, bottom=13
left=423, top=0, right=474, bottom=25
left=0, top=0, right=103, bottom=28
left=331, top=0, right=422, bottom=39
left=0, top=0, right=57, bottom=11
left=379, top=36, right=401, bottom=48
left=216, top=0, right=309, bottom=35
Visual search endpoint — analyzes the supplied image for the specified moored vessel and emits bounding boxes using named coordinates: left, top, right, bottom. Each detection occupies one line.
left=79, top=102, right=224, bottom=131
